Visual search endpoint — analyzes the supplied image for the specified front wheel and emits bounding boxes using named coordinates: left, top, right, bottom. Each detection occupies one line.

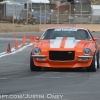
left=30, top=54, right=41, bottom=71
left=86, top=54, right=97, bottom=72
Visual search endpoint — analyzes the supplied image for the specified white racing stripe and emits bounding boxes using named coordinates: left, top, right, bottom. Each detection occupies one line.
left=64, top=37, right=80, bottom=48
left=50, top=37, right=63, bottom=48
left=0, top=43, right=33, bottom=58
left=50, top=37, right=80, bottom=48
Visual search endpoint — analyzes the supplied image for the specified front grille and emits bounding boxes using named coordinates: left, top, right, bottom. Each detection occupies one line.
left=49, top=51, right=75, bottom=61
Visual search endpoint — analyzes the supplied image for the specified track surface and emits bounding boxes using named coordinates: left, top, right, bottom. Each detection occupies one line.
left=0, top=32, right=100, bottom=100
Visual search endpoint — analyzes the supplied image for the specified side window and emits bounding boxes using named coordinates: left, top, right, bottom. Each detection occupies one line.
left=77, top=29, right=91, bottom=40
left=88, top=30, right=94, bottom=39
left=41, top=29, right=53, bottom=39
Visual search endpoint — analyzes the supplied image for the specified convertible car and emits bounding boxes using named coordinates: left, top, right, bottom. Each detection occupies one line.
left=30, top=26, right=100, bottom=72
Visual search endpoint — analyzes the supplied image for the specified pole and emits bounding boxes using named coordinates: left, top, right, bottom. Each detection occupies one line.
left=31, top=3, right=32, bottom=11
left=80, top=0, right=82, bottom=23
left=45, top=3, right=46, bottom=24
left=40, top=2, right=41, bottom=24
left=4, top=3, right=5, bottom=18
left=91, top=5, right=93, bottom=24
left=27, top=0, right=28, bottom=24
left=80, top=2, right=82, bottom=24
left=13, top=0, right=15, bottom=24
left=12, top=0, right=15, bottom=32
left=57, top=4, right=59, bottom=24
left=69, top=3, right=71, bottom=25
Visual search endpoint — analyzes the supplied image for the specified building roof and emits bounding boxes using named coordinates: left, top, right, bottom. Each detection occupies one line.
left=31, top=0, right=50, bottom=3
left=1, top=0, right=50, bottom=3
left=91, top=5, right=100, bottom=9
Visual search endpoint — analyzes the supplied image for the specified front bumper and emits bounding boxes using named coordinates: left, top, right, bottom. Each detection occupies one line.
left=32, top=55, right=93, bottom=68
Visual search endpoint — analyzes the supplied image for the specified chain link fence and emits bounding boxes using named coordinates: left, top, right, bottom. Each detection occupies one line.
left=50, top=14, right=100, bottom=24
left=0, top=0, right=100, bottom=24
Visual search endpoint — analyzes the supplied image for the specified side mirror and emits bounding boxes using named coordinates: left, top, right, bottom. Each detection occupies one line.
left=93, top=37, right=98, bottom=41
left=35, top=36, right=40, bottom=40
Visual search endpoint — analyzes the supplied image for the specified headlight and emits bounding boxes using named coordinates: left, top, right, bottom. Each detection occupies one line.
left=34, top=48, right=41, bottom=55
left=84, top=48, right=91, bottom=55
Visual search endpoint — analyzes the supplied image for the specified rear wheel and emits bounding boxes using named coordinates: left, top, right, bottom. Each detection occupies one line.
left=97, top=51, right=100, bottom=68
left=30, top=54, right=41, bottom=71
left=86, top=54, right=97, bottom=72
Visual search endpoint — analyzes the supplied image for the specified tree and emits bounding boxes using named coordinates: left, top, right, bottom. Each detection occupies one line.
left=91, top=0, right=100, bottom=5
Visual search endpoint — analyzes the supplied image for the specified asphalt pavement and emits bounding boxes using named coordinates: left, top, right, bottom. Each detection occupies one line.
left=0, top=32, right=100, bottom=100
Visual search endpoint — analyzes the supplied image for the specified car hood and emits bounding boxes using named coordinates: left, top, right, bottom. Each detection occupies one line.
left=34, top=37, right=91, bottom=50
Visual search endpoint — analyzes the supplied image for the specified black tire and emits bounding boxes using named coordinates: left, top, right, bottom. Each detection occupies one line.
left=86, top=53, right=97, bottom=72
left=97, top=51, right=100, bottom=68
left=30, top=54, right=41, bottom=71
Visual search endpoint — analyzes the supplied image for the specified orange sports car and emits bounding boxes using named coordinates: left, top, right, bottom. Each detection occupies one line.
left=30, top=26, right=100, bottom=72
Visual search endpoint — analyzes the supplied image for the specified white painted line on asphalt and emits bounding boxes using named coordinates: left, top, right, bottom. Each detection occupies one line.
left=0, top=52, right=6, bottom=55
left=34, top=77, right=62, bottom=79
left=0, top=44, right=22, bottom=56
left=34, top=75, right=80, bottom=79
left=61, top=99, right=71, bottom=100
left=0, top=78, right=8, bottom=80
left=0, top=43, right=33, bottom=58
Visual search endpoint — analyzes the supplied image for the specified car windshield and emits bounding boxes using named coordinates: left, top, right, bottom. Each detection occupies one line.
left=41, top=28, right=91, bottom=40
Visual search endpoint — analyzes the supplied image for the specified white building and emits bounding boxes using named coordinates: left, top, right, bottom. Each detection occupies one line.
left=91, top=5, right=100, bottom=15
left=91, top=5, right=100, bottom=23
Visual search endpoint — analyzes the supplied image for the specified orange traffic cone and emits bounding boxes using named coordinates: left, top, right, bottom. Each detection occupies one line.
left=13, top=34, right=16, bottom=38
left=24, top=34, right=26, bottom=40
left=5, top=29, right=8, bottom=34
left=29, top=34, right=34, bottom=43
left=36, top=29, right=39, bottom=33
left=7, top=43, right=11, bottom=53
left=29, top=34, right=32, bottom=43
left=32, top=36, right=35, bottom=42
left=22, top=34, right=26, bottom=46
left=15, top=40, right=18, bottom=49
